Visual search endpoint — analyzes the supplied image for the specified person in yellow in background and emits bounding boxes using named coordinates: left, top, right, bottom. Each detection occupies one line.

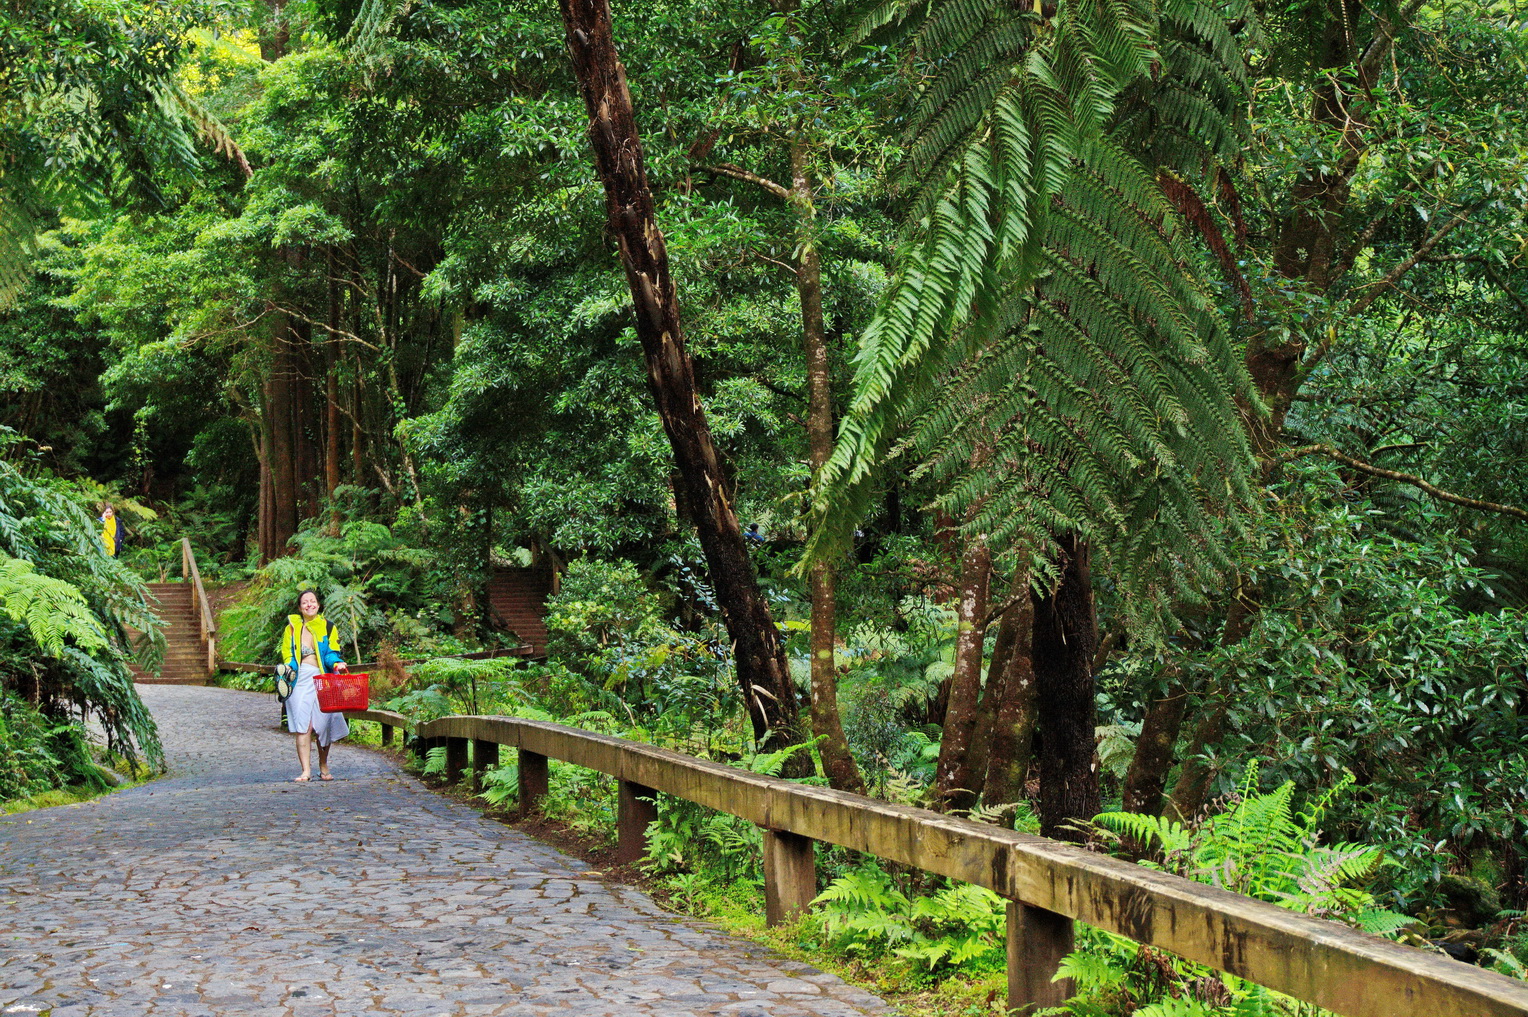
left=279, top=590, right=350, bottom=782
left=99, top=504, right=119, bottom=557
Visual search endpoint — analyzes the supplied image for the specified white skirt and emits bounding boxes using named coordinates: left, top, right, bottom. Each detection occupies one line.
left=286, top=663, right=350, bottom=747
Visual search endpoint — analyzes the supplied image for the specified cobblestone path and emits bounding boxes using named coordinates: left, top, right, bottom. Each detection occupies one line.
left=0, top=686, right=892, bottom=1017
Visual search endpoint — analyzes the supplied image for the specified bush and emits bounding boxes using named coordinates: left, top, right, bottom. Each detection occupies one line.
left=544, top=557, right=741, bottom=743
left=0, top=692, right=113, bottom=802
left=545, top=557, right=669, bottom=659
left=806, top=862, right=1007, bottom=983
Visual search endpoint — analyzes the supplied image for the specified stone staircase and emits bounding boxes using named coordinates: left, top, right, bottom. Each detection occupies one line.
left=131, top=583, right=211, bottom=685
left=486, top=567, right=552, bottom=657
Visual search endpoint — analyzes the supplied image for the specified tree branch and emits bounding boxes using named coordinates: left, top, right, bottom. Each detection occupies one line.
left=699, top=162, right=790, bottom=200
left=983, top=591, right=1029, bottom=628
left=753, top=374, right=804, bottom=402
left=1281, top=443, right=1528, bottom=522
left=1328, top=184, right=1422, bottom=283
left=1347, top=200, right=1486, bottom=319
left=747, top=246, right=799, bottom=275
left=1485, top=264, right=1528, bottom=318
left=1303, top=199, right=1486, bottom=378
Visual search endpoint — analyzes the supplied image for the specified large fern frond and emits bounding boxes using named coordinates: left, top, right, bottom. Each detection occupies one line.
left=0, top=556, right=107, bottom=657
left=810, top=0, right=1259, bottom=625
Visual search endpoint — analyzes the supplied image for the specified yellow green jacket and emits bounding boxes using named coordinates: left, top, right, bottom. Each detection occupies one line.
left=100, top=515, right=118, bottom=557
left=279, top=614, right=344, bottom=672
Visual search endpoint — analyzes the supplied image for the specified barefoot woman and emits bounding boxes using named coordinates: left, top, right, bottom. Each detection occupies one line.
left=280, top=591, right=350, bottom=782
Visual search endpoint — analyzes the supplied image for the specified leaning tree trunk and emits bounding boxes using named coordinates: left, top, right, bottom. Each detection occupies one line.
left=560, top=0, right=805, bottom=761
left=1121, top=677, right=1189, bottom=817
left=1033, top=534, right=1099, bottom=841
left=1167, top=697, right=1228, bottom=822
left=975, top=568, right=1032, bottom=809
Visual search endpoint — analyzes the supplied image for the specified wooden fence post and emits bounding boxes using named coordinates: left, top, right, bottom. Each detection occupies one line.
left=616, top=780, right=657, bottom=865
left=472, top=738, right=499, bottom=794
left=446, top=737, right=470, bottom=785
left=518, top=749, right=549, bottom=815
left=1007, top=900, right=1073, bottom=1014
left=380, top=723, right=394, bottom=747
left=762, top=829, right=815, bottom=926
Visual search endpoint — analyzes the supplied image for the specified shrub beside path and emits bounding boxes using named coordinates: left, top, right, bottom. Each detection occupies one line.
left=0, top=685, right=891, bottom=1017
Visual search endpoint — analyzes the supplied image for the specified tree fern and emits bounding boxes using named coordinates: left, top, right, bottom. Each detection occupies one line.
left=344, top=0, right=416, bottom=47
left=0, top=445, right=164, bottom=768
left=0, top=557, right=107, bottom=657
left=812, top=0, right=1262, bottom=626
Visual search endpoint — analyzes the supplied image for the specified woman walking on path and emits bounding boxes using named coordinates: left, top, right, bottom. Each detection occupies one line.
left=280, top=590, right=350, bottom=782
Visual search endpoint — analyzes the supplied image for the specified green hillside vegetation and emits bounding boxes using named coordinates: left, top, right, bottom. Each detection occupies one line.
left=3, top=0, right=1527, bottom=1011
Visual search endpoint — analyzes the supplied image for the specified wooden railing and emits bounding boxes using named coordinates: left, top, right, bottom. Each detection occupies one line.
left=179, top=538, right=217, bottom=677
left=345, top=708, right=1528, bottom=1017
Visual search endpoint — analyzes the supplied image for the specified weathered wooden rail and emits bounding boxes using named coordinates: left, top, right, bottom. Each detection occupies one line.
left=181, top=538, right=217, bottom=677
left=347, top=707, right=1528, bottom=1017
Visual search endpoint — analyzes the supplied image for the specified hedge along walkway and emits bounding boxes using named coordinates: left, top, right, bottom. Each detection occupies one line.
left=0, top=685, right=891, bottom=1017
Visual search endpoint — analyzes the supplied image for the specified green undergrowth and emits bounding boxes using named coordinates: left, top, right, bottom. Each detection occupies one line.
left=353, top=613, right=1508, bottom=1015
left=1, top=779, right=136, bottom=815
left=1, top=691, right=148, bottom=814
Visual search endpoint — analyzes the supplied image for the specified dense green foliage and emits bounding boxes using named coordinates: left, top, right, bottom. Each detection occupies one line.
left=3, top=0, right=1527, bottom=1010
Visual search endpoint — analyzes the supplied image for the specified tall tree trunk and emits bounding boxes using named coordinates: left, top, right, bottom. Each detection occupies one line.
left=982, top=581, right=1036, bottom=810
left=325, top=267, right=343, bottom=537
left=294, top=320, right=321, bottom=520
left=350, top=376, right=365, bottom=490
left=261, top=330, right=299, bottom=562
left=257, top=394, right=273, bottom=563
left=1033, top=534, right=1098, bottom=841
left=1246, top=16, right=1404, bottom=454
left=933, top=534, right=991, bottom=812
left=258, top=0, right=288, bottom=61
left=794, top=140, right=862, bottom=794
left=560, top=0, right=805, bottom=763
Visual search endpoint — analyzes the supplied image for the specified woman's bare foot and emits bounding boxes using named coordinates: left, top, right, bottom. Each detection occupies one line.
left=293, top=774, right=311, bottom=782
left=319, top=772, right=334, bottom=781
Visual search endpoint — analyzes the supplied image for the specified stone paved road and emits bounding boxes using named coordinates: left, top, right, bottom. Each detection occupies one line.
left=0, top=685, right=892, bottom=1017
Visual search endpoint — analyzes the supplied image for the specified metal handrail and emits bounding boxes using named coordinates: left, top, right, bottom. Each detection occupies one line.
left=179, top=538, right=217, bottom=677
left=347, top=707, right=1528, bottom=1017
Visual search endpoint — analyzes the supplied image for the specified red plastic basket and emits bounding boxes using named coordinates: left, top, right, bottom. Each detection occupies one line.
left=314, top=672, right=369, bottom=713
